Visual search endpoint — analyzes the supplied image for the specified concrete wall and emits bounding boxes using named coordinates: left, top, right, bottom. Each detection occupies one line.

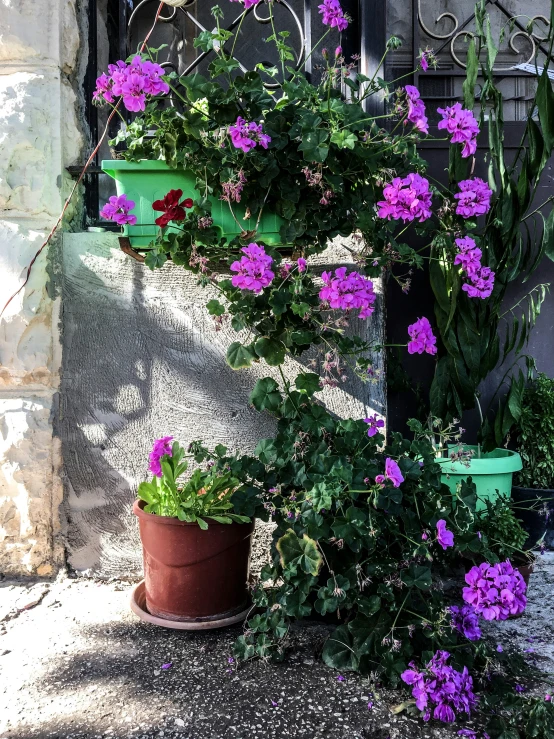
left=0, top=0, right=85, bottom=575
left=60, top=233, right=386, bottom=578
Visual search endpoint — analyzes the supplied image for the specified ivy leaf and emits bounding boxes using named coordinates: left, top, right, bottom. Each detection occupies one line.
left=206, top=299, right=225, bottom=316
left=276, top=529, right=322, bottom=576
left=401, top=564, right=432, bottom=591
left=295, top=373, right=321, bottom=396
left=227, top=341, right=257, bottom=370
left=250, top=377, right=283, bottom=413
left=254, top=337, right=286, bottom=366
left=254, top=438, right=278, bottom=465
left=322, top=624, right=359, bottom=671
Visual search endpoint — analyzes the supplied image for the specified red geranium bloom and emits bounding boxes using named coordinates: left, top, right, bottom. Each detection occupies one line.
left=152, top=189, right=194, bottom=227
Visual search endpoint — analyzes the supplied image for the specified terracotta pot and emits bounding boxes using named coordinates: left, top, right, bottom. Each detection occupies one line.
left=133, top=500, right=254, bottom=622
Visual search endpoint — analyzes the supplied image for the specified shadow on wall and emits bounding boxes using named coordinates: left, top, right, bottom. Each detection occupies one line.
left=59, top=234, right=385, bottom=578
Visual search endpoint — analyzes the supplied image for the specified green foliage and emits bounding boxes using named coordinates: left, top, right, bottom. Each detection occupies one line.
left=472, top=496, right=529, bottom=561
left=514, top=373, right=554, bottom=489
left=137, top=440, right=250, bottom=526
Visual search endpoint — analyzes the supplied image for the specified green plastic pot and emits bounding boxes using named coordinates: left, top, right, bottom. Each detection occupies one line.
left=438, top=446, right=522, bottom=510
left=101, top=159, right=285, bottom=248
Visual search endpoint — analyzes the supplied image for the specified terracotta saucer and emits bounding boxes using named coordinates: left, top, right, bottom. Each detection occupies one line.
left=130, top=581, right=251, bottom=630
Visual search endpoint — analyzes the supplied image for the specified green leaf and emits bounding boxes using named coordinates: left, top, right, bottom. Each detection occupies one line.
left=401, top=564, right=432, bottom=590
left=250, top=377, right=283, bottom=413
left=206, top=299, right=225, bottom=316
left=330, top=130, right=357, bottom=150
left=254, top=337, right=286, bottom=366
left=322, top=625, right=359, bottom=671
left=255, top=438, right=278, bottom=465
left=227, top=341, right=257, bottom=370
left=463, top=38, right=478, bottom=110
left=309, top=482, right=334, bottom=513
left=544, top=207, right=554, bottom=261
left=298, top=130, right=329, bottom=163
left=295, top=373, right=321, bottom=396
left=276, top=529, right=322, bottom=576
left=536, top=68, right=554, bottom=157
left=196, top=517, right=209, bottom=530
left=144, top=250, right=167, bottom=270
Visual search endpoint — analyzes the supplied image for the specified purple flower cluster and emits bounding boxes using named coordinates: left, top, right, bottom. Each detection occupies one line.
left=229, top=117, right=271, bottom=153
left=319, top=268, right=376, bottom=320
left=318, top=0, right=349, bottom=31
left=149, top=436, right=174, bottom=477
left=463, top=560, right=527, bottom=621
left=407, top=317, right=437, bottom=355
left=364, top=414, right=385, bottom=437
left=93, top=56, right=169, bottom=112
left=401, top=650, right=478, bottom=724
left=450, top=605, right=482, bottom=642
left=230, top=243, right=275, bottom=294
left=375, top=457, right=404, bottom=488
left=437, top=103, right=480, bottom=158
left=455, top=178, right=493, bottom=218
left=100, top=194, right=137, bottom=226
left=377, top=173, right=433, bottom=223
left=454, top=236, right=495, bottom=299
left=404, top=86, right=429, bottom=134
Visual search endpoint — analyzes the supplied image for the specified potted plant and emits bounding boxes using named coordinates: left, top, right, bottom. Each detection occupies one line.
left=133, top=436, right=254, bottom=625
left=511, top=373, right=554, bottom=548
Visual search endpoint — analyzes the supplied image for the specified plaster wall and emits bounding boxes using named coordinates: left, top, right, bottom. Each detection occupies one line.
left=0, top=0, right=84, bottom=575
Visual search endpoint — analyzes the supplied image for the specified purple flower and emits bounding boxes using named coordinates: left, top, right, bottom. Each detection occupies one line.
left=93, top=73, right=114, bottom=103
left=337, top=674, right=345, bottom=682
left=318, top=0, right=349, bottom=31
left=515, top=684, right=525, bottom=693
left=454, top=236, right=483, bottom=277
left=436, top=519, right=454, bottom=550
left=407, top=317, right=437, bottom=356
left=462, top=265, right=495, bottom=300
left=402, top=651, right=478, bottom=724
left=404, top=86, right=429, bottom=134
left=458, top=731, right=478, bottom=738
left=100, top=194, right=137, bottom=226
left=455, top=178, right=493, bottom=218
left=297, top=257, right=307, bottom=273
left=364, top=414, right=385, bottom=437
left=375, top=458, right=404, bottom=488
left=228, top=117, right=271, bottom=153
left=161, top=662, right=172, bottom=670
left=230, top=243, right=275, bottom=294
left=450, top=605, right=482, bottom=641
left=463, top=560, right=527, bottom=621
left=319, top=268, right=376, bottom=320
left=438, top=103, right=480, bottom=158
left=497, top=644, right=503, bottom=653
left=377, top=173, right=433, bottom=223
left=422, top=532, right=429, bottom=541
left=149, top=436, right=174, bottom=478
left=367, top=701, right=374, bottom=710
left=335, top=46, right=343, bottom=58
left=229, top=0, right=262, bottom=8
left=94, top=56, right=168, bottom=112
left=546, top=694, right=551, bottom=701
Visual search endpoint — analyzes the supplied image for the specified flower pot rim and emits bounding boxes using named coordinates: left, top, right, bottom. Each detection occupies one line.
left=437, top=446, right=522, bottom=475
left=512, top=484, right=554, bottom=495
left=102, top=158, right=178, bottom=172
left=133, top=499, right=253, bottom=529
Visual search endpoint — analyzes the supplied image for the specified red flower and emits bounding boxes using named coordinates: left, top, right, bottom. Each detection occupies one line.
left=152, top=189, right=194, bottom=227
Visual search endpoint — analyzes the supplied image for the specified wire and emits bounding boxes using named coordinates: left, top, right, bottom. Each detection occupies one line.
left=0, top=2, right=166, bottom=320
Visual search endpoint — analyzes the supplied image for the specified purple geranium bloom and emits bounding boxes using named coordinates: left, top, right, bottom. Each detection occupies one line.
left=375, top=457, right=404, bottom=488
left=364, top=414, right=385, bottom=437
left=454, top=236, right=483, bottom=278
left=437, top=103, right=480, bottom=158
left=404, top=86, right=429, bottom=134
left=450, top=605, right=481, bottom=641
left=377, top=173, right=433, bottom=223
left=319, top=267, right=376, bottom=320
left=436, top=519, right=454, bottom=550
left=228, top=116, right=271, bottom=153
left=462, top=265, right=495, bottom=300
left=297, top=257, right=307, bottom=273
left=407, top=317, right=437, bottom=355
left=229, top=0, right=262, bottom=7
left=318, top=0, right=349, bottom=31
left=230, top=243, right=275, bottom=294
left=100, top=193, right=137, bottom=226
left=457, top=731, right=478, bottom=738
left=463, top=560, right=527, bottom=621
left=149, top=436, right=174, bottom=477
left=455, top=177, right=493, bottom=218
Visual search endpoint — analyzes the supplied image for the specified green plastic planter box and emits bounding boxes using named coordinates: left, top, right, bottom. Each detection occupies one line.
left=438, top=446, right=522, bottom=510
left=101, top=160, right=285, bottom=248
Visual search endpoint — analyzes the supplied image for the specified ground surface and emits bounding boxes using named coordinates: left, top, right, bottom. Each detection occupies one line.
left=1, top=555, right=554, bottom=739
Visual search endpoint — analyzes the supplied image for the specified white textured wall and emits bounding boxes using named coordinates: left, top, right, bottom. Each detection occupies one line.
left=0, top=0, right=84, bottom=575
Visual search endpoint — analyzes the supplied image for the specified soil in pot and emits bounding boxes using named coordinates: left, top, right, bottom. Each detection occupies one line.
left=133, top=499, right=255, bottom=622
left=438, top=446, right=522, bottom=510
left=511, top=485, right=554, bottom=550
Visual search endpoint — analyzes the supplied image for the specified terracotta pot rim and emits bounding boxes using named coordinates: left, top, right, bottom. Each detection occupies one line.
left=133, top=499, right=253, bottom=529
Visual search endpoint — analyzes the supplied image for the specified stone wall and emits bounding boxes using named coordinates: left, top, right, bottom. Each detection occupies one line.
left=60, top=233, right=386, bottom=578
left=0, top=0, right=85, bottom=575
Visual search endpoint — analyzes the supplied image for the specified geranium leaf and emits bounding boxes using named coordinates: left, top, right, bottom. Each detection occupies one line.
left=226, top=341, right=257, bottom=370
left=276, top=529, right=322, bottom=576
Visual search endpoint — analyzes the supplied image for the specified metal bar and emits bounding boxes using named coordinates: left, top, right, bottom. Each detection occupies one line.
left=83, top=0, right=99, bottom=225
left=304, top=0, right=312, bottom=82
left=361, top=0, right=386, bottom=115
